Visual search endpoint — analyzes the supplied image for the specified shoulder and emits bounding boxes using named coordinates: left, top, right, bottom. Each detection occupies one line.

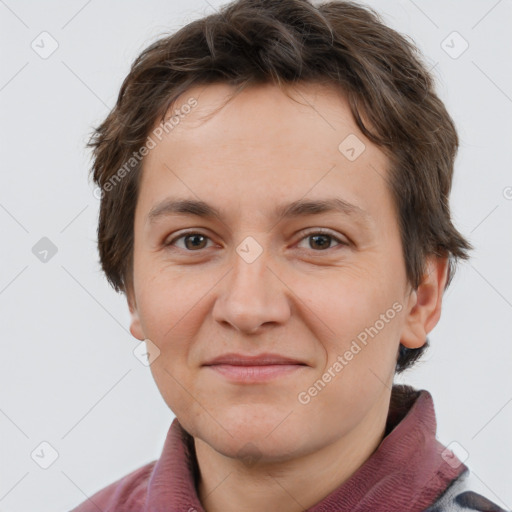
left=424, top=469, right=510, bottom=512
left=69, top=460, right=157, bottom=512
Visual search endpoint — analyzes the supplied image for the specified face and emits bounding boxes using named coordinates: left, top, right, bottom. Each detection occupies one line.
left=127, top=82, right=425, bottom=463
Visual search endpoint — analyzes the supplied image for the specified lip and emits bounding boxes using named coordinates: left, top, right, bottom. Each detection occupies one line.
left=203, top=352, right=308, bottom=383
left=203, top=352, right=306, bottom=366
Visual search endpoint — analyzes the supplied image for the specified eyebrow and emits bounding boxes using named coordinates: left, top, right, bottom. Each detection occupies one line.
left=147, top=196, right=372, bottom=226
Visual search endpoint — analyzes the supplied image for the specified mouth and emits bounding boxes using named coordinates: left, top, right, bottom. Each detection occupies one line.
left=202, top=353, right=308, bottom=383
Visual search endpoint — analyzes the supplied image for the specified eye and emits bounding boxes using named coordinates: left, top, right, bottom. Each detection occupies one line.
left=165, top=229, right=348, bottom=253
left=165, top=232, right=214, bottom=251
left=296, top=229, right=348, bottom=251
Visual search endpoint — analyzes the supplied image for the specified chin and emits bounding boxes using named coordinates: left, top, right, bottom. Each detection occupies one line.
left=208, top=430, right=303, bottom=465
left=188, top=404, right=307, bottom=460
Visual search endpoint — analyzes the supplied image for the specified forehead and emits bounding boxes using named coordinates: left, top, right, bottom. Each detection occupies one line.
left=137, top=82, right=394, bottom=228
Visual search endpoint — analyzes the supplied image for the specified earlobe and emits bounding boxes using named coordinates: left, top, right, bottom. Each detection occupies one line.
left=400, top=256, right=449, bottom=349
left=126, top=290, right=145, bottom=341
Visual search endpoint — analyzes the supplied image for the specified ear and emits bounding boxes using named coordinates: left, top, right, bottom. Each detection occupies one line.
left=400, top=255, right=449, bottom=349
left=126, top=285, right=145, bottom=341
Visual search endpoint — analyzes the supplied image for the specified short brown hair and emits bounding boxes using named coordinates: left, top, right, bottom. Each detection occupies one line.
left=87, top=0, right=473, bottom=373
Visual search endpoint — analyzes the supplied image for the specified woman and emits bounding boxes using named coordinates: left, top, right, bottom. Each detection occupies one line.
left=71, top=1, right=507, bottom=510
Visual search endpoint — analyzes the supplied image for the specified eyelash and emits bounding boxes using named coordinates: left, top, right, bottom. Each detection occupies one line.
left=165, top=229, right=348, bottom=253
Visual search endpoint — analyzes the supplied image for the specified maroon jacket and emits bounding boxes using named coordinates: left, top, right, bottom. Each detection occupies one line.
left=69, top=386, right=505, bottom=512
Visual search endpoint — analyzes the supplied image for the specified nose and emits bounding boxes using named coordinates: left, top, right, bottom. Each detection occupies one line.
left=212, top=241, right=291, bottom=334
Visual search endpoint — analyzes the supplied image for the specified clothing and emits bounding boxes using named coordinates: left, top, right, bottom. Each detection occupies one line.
left=70, top=385, right=508, bottom=512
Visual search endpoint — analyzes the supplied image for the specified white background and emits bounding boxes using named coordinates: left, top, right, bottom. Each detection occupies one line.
left=0, top=0, right=511, bottom=510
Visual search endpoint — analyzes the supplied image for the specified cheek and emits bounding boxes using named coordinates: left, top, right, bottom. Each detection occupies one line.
left=301, top=263, right=397, bottom=331
left=135, top=270, right=208, bottom=414
left=135, top=260, right=208, bottom=340
left=134, top=265, right=224, bottom=384
left=299, top=266, right=403, bottom=377
left=298, top=282, right=403, bottom=434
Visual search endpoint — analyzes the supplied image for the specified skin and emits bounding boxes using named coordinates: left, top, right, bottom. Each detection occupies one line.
left=126, top=82, right=449, bottom=512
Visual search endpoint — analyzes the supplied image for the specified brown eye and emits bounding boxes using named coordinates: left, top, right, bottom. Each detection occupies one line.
left=183, top=234, right=208, bottom=250
left=296, top=230, right=347, bottom=251
left=308, top=234, right=334, bottom=250
left=166, top=232, right=213, bottom=251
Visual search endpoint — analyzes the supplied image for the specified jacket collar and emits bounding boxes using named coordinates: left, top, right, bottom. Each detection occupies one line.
left=144, top=385, right=467, bottom=512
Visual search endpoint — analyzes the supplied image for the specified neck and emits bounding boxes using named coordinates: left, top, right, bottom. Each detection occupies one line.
left=194, top=392, right=391, bottom=512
